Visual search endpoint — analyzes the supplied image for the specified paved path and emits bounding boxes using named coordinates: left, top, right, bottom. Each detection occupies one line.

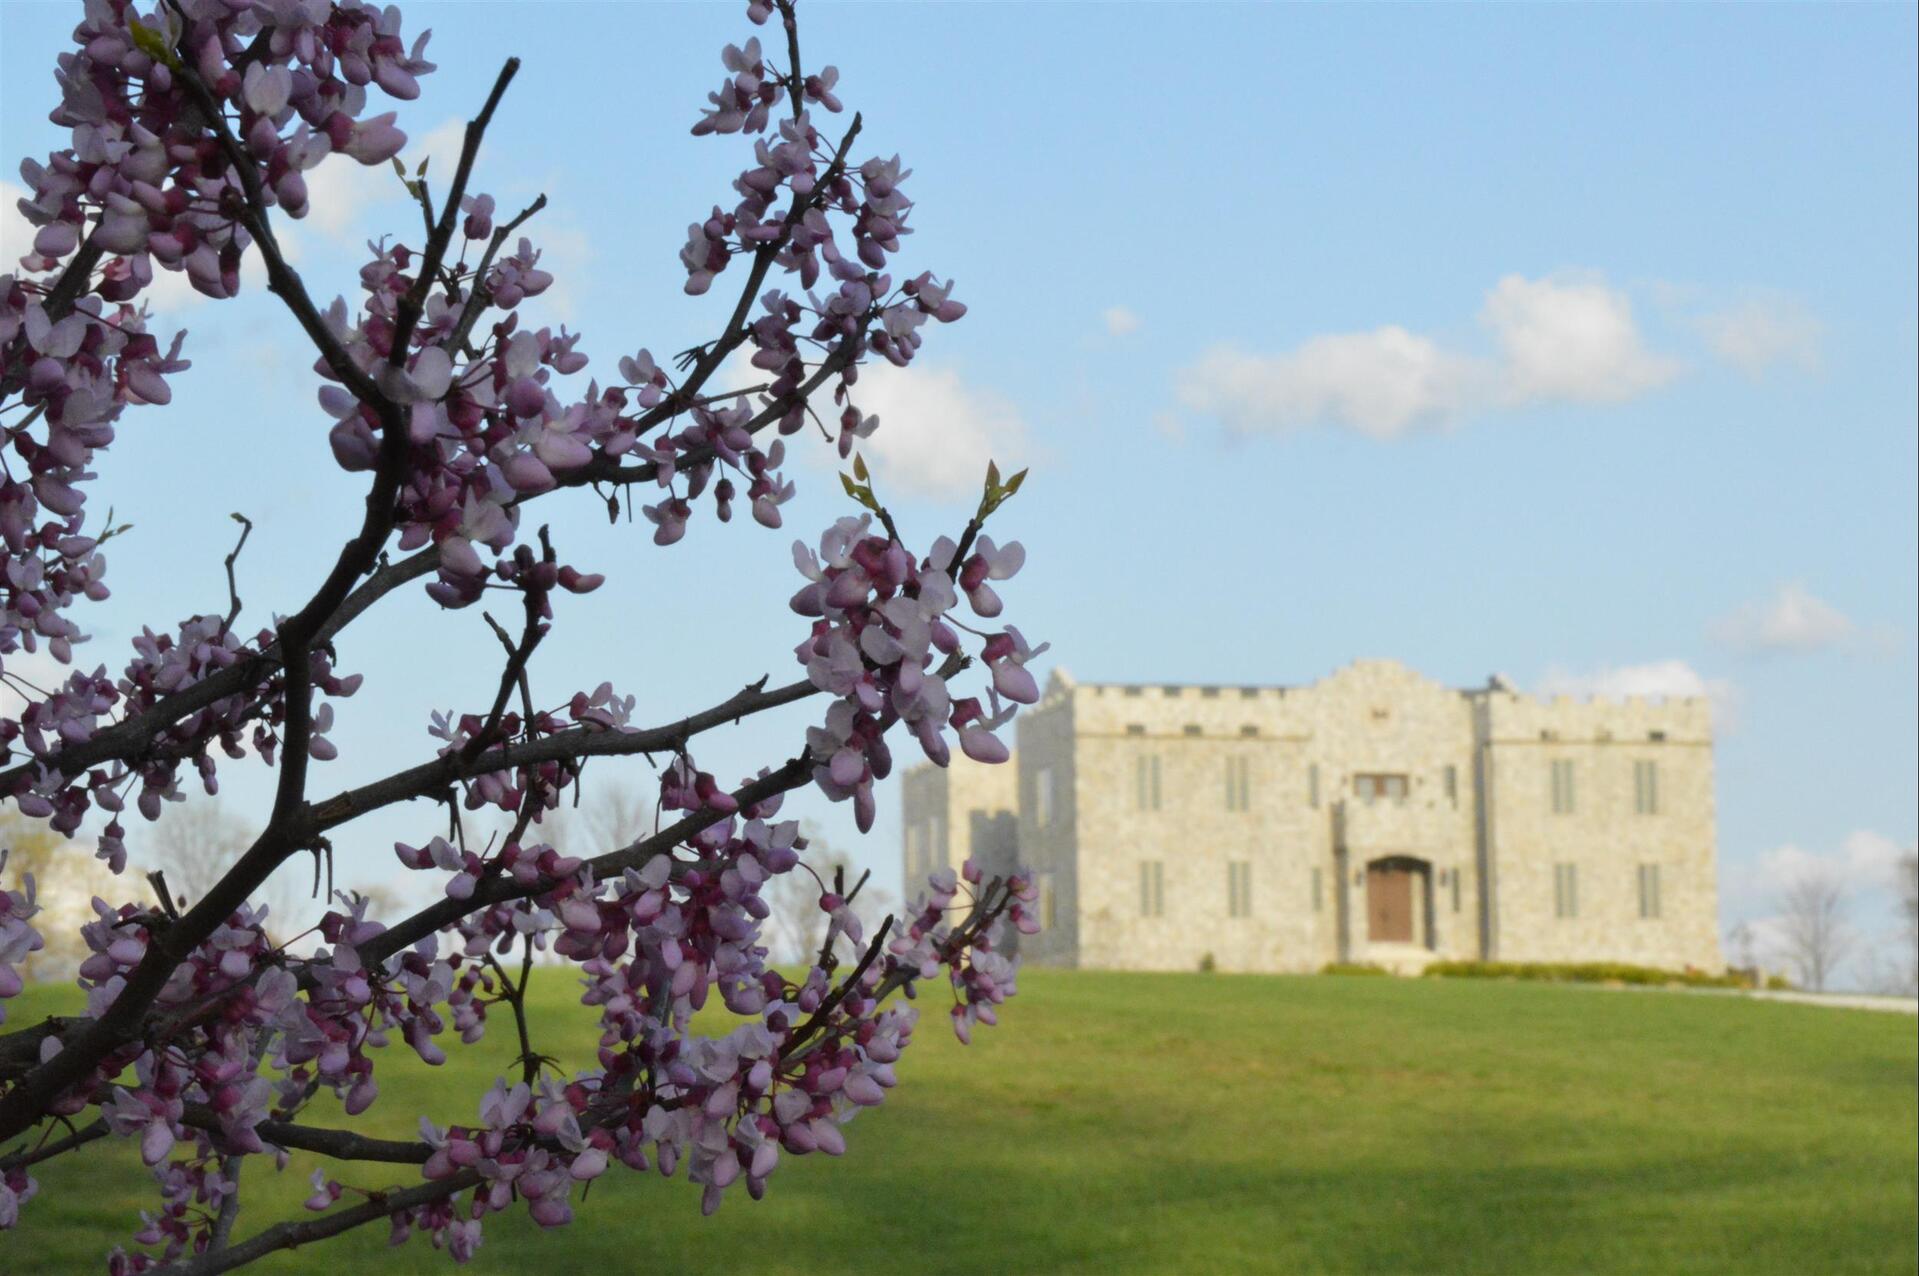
left=1743, top=989, right=1918, bottom=1014
left=1564, top=981, right=1919, bottom=1014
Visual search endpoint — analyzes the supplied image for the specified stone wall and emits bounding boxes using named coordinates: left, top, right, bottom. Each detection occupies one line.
left=1015, top=675, right=1079, bottom=965
left=1301, top=661, right=1485, bottom=969
left=1479, top=689, right=1721, bottom=969
left=901, top=660, right=1724, bottom=976
left=899, top=745, right=1018, bottom=892
left=1045, top=674, right=1313, bottom=971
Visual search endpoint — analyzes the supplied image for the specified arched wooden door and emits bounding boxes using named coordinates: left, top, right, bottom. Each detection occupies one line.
left=1366, top=861, right=1416, bottom=943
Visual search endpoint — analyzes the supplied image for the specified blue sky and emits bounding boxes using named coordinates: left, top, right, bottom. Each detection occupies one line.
left=3, top=2, right=1914, bottom=979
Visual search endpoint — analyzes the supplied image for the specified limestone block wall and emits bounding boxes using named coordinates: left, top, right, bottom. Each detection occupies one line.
left=1015, top=677, right=1079, bottom=966
left=898, top=749, right=1018, bottom=897
left=1480, top=690, right=1721, bottom=969
left=1295, top=661, right=1485, bottom=966
left=1067, top=680, right=1315, bottom=972
left=905, top=660, right=1725, bottom=977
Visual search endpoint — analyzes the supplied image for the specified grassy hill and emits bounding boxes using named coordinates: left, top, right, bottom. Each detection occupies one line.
left=5, top=971, right=1914, bottom=1275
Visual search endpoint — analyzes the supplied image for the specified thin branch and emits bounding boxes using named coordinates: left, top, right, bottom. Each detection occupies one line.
left=220, top=514, right=254, bottom=638
left=152, top=1170, right=482, bottom=1276
left=178, top=1105, right=431, bottom=1165
left=0, top=546, right=439, bottom=798
left=782, top=915, right=894, bottom=1059
left=0, top=57, right=528, bottom=1147
left=171, top=66, right=386, bottom=409
left=484, top=935, right=543, bottom=1086
left=0, top=1115, right=106, bottom=1173
left=567, top=326, right=869, bottom=493
left=0, top=236, right=106, bottom=393
left=389, top=60, right=520, bottom=365
left=444, top=195, right=548, bottom=356
left=358, top=752, right=815, bottom=968
left=464, top=583, right=547, bottom=764
left=306, top=673, right=820, bottom=836
left=208, top=1155, right=244, bottom=1252
left=649, top=112, right=864, bottom=423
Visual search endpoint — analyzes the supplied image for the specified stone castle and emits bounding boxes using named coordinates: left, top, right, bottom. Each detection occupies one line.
left=901, top=660, right=1723, bottom=973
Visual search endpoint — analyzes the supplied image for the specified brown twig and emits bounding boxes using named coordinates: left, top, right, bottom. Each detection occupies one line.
left=220, top=514, right=254, bottom=639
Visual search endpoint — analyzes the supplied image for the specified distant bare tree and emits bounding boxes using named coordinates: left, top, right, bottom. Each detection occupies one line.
left=145, top=802, right=254, bottom=906
left=544, top=779, right=653, bottom=860
left=579, top=781, right=652, bottom=852
left=767, top=821, right=852, bottom=964
left=1897, top=848, right=1917, bottom=938
left=1775, top=871, right=1855, bottom=992
left=1893, top=848, right=1917, bottom=995
left=762, top=821, right=894, bottom=966
left=144, top=802, right=304, bottom=938
left=1727, top=920, right=1758, bottom=981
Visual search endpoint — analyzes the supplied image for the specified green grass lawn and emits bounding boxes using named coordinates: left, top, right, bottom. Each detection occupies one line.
left=4, top=971, right=1914, bottom=1275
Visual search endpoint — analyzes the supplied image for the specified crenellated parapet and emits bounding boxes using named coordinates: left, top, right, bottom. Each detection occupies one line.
left=1475, top=685, right=1712, bottom=746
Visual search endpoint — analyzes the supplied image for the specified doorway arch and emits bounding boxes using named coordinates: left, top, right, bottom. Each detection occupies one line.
left=1365, top=856, right=1434, bottom=949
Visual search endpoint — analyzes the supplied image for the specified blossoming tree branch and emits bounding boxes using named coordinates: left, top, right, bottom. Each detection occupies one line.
left=0, top=1, right=1043, bottom=1268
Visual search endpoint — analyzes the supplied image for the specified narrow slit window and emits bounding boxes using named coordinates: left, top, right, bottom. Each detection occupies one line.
left=1225, top=756, right=1252, bottom=811
left=1139, top=861, right=1165, bottom=917
left=1550, top=759, right=1576, bottom=815
left=1637, top=864, right=1663, bottom=919
left=1227, top=861, right=1252, bottom=918
left=1553, top=863, right=1579, bottom=919
left=1136, top=754, right=1163, bottom=811
left=1634, top=760, right=1661, bottom=815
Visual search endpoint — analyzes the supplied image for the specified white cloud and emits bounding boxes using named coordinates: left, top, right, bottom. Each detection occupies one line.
left=2, top=180, right=34, bottom=270
left=1710, top=582, right=1852, bottom=653
left=1727, top=830, right=1915, bottom=992
left=1532, top=659, right=1742, bottom=732
left=0, top=647, right=74, bottom=722
left=1101, top=306, right=1142, bottom=337
left=515, top=220, right=591, bottom=324
left=1482, top=272, right=1681, bottom=404
left=1174, top=271, right=1679, bottom=439
left=297, top=156, right=397, bottom=248
left=1695, top=296, right=1822, bottom=376
left=1176, top=329, right=1487, bottom=439
left=296, top=118, right=465, bottom=250
left=1752, top=830, right=1906, bottom=898
left=816, top=361, right=1034, bottom=503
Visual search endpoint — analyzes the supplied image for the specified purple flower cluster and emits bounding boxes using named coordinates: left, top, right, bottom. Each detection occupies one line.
left=0, top=853, right=43, bottom=1028
left=0, top=0, right=1045, bottom=1264
left=793, top=517, right=1045, bottom=826
left=3, top=0, right=429, bottom=877
left=5, top=614, right=364, bottom=880
left=4, top=0, right=432, bottom=674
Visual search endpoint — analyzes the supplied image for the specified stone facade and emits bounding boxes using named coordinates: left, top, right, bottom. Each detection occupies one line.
left=898, top=660, right=1722, bottom=974
left=899, top=746, right=1019, bottom=887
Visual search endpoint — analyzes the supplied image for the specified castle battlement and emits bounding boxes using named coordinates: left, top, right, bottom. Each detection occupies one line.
left=901, top=658, right=1722, bottom=976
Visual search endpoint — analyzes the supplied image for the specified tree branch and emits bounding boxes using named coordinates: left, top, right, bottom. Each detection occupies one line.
left=0, top=57, right=528, bottom=1146
left=0, top=1115, right=106, bottom=1173
left=389, top=60, right=520, bottom=365
left=171, top=65, right=387, bottom=410
left=358, top=752, right=816, bottom=968
left=178, top=1105, right=432, bottom=1166
left=306, top=673, right=820, bottom=836
left=152, top=1170, right=482, bottom=1276
left=0, top=545, right=439, bottom=799
left=651, top=112, right=863, bottom=421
